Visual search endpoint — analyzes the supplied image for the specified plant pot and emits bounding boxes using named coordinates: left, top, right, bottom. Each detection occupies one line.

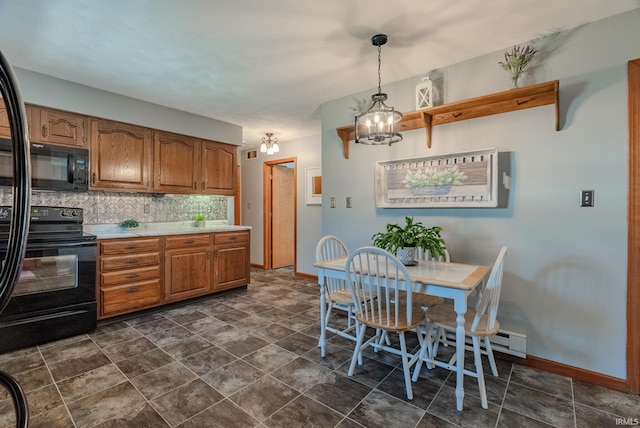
left=397, top=246, right=416, bottom=266
left=194, top=220, right=205, bottom=228
left=410, top=185, right=452, bottom=196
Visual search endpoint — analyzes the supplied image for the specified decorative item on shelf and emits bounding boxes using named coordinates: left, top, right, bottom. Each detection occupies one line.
left=372, top=216, right=445, bottom=266
left=119, top=219, right=139, bottom=229
left=260, top=132, right=279, bottom=155
left=193, top=215, right=206, bottom=227
left=355, top=34, right=403, bottom=146
left=416, top=76, right=434, bottom=110
left=498, top=44, right=538, bottom=88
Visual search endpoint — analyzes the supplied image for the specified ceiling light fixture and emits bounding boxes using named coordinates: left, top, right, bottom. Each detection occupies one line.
left=355, top=34, right=403, bottom=146
left=260, top=132, right=279, bottom=155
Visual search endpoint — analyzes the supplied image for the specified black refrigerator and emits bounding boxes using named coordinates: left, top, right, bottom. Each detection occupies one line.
left=0, top=49, right=32, bottom=427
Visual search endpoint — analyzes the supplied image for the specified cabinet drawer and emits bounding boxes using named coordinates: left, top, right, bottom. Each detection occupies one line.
left=165, top=234, right=211, bottom=249
left=101, top=252, right=160, bottom=271
left=100, top=238, right=161, bottom=255
left=214, top=231, right=249, bottom=245
left=101, top=266, right=160, bottom=287
left=101, top=280, right=161, bottom=316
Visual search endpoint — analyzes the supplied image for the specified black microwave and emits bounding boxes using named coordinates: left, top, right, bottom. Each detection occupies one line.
left=0, top=138, right=89, bottom=192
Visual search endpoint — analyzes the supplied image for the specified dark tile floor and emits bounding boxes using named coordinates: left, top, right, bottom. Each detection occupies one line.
left=1, top=267, right=639, bottom=427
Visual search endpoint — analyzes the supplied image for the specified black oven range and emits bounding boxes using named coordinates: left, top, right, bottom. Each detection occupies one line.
left=0, top=206, right=97, bottom=353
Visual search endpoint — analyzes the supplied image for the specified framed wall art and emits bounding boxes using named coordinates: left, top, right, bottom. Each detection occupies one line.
left=306, top=167, right=322, bottom=205
left=375, top=148, right=498, bottom=208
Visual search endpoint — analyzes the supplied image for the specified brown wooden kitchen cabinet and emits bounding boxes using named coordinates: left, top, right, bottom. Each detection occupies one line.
left=154, top=134, right=237, bottom=195
left=90, top=118, right=152, bottom=192
left=98, top=237, right=162, bottom=319
left=0, top=101, right=11, bottom=138
left=201, top=140, right=237, bottom=195
left=29, top=106, right=87, bottom=147
left=213, top=231, right=250, bottom=291
left=153, top=131, right=200, bottom=193
left=164, top=234, right=212, bottom=302
left=2, top=103, right=87, bottom=147
left=0, top=102, right=34, bottom=139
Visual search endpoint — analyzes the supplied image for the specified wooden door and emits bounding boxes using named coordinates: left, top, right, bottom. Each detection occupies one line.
left=153, top=131, right=199, bottom=193
left=271, top=165, right=294, bottom=268
left=89, top=118, right=152, bottom=191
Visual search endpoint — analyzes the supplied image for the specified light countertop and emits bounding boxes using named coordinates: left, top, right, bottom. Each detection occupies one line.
left=85, top=220, right=251, bottom=239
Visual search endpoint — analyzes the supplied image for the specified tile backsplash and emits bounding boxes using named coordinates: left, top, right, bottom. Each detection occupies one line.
left=0, top=189, right=228, bottom=224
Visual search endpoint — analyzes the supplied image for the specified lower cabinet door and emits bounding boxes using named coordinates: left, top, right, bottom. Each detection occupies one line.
left=214, top=244, right=250, bottom=291
left=101, top=279, right=161, bottom=317
left=165, top=246, right=211, bottom=302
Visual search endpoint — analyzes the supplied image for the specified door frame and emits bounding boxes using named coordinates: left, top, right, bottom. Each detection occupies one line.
left=263, top=157, right=297, bottom=270
left=628, top=58, right=640, bottom=393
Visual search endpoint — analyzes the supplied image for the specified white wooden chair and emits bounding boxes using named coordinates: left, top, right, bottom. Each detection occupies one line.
left=345, top=246, right=428, bottom=400
left=315, top=235, right=359, bottom=358
left=412, top=246, right=508, bottom=409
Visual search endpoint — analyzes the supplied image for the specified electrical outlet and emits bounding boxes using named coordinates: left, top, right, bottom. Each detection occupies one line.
left=330, top=197, right=336, bottom=208
left=143, top=204, right=150, bottom=213
left=346, top=197, right=352, bottom=208
left=580, top=190, right=594, bottom=207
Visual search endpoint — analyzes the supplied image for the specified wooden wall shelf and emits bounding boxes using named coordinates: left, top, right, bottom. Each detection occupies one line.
left=336, top=80, right=559, bottom=159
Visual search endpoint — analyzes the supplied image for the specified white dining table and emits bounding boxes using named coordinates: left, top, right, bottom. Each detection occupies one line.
left=314, top=256, right=490, bottom=411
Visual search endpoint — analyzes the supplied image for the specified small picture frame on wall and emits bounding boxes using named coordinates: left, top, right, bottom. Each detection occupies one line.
left=306, top=167, right=322, bottom=205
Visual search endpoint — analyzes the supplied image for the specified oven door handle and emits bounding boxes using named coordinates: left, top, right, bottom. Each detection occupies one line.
left=18, top=241, right=97, bottom=251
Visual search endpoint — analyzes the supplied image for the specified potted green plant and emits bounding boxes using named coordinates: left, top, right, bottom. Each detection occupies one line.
left=372, top=216, right=446, bottom=265
left=192, top=215, right=206, bottom=227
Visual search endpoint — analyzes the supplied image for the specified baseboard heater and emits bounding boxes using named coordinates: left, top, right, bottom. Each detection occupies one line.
left=441, top=328, right=527, bottom=358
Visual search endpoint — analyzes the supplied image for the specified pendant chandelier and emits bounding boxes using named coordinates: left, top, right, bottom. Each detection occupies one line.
left=355, top=34, right=403, bottom=146
left=260, top=132, right=279, bottom=155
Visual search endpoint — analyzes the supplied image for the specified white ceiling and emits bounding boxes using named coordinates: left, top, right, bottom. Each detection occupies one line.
left=0, top=0, right=638, bottom=148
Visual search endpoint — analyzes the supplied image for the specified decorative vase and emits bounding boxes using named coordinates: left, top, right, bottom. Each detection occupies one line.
left=194, top=220, right=205, bottom=228
left=397, top=246, right=416, bottom=266
left=510, top=71, right=522, bottom=89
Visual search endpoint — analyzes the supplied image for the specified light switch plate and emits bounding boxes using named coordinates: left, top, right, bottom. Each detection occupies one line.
left=580, top=190, right=594, bottom=207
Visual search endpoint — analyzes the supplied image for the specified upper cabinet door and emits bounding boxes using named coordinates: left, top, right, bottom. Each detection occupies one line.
left=201, top=140, right=236, bottom=195
left=33, top=107, right=87, bottom=147
left=90, top=118, right=152, bottom=192
left=153, top=131, right=199, bottom=193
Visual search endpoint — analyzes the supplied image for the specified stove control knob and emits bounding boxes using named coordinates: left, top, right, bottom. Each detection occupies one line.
left=71, top=210, right=79, bottom=217
left=0, top=209, right=8, bottom=219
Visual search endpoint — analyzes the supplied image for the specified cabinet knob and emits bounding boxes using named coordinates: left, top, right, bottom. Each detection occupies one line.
left=41, top=125, right=47, bottom=137
left=92, top=172, right=96, bottom=184
left=127, top=286, right=140, bottom=293
left=193, top=181, right=197, bottom=190
left=184, top=239, right=194, bottom=244
left=126, top=258, right=140, bottom=264
left=127, top=273, right=138, bottom=279
left=202, top=181, right=205, bottom=189
left=126, top=245, right=138, bottom=250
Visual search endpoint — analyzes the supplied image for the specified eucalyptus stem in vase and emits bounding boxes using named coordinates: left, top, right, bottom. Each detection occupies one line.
left=498, top=44, right=537, bottom=88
